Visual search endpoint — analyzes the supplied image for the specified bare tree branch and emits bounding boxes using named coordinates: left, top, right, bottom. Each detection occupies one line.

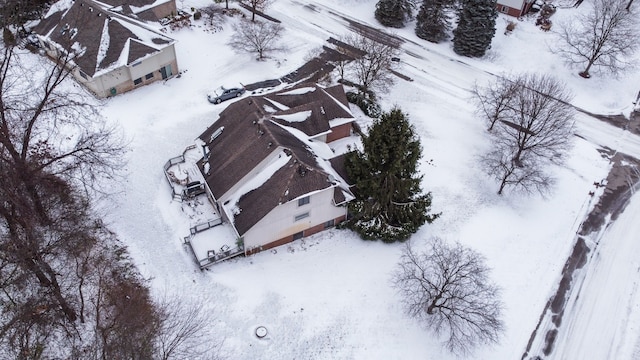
left=240, top=0, right=273, bottom=22
left=474, top=73, right=574, bottom=195
left=227, top=19, right=285, bottom=60
left=394, top=240, right=504, bottom=355
left=155, top=296, right=225, bottom=360
left=554, top=0, right=638, bottom=78
left=343, top=33, right=399, bottom=96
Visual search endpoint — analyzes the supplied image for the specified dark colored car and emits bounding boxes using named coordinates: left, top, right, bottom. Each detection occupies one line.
left=207, top=87, right=245, bottom=104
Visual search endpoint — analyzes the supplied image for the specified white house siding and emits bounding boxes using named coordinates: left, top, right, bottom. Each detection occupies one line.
left=75, top=44, right=178, bottom=97
left=241, top=186, right=346, bottom=253
left=84, top=67, right=129, bottom=97
left=129, top=43, right=178, bottom=80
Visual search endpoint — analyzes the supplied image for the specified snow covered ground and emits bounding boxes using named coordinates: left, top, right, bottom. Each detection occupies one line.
left=94, top=0, right=640, bottom=359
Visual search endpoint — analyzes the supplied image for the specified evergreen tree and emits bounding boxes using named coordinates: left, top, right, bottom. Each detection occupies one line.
left=344, top=108, right=439, bottom=242
left=415, top=0, right=454, bottom=43
left=452, top=0, right=498, bottom=57
left=375, top=0, right=418, bottom=28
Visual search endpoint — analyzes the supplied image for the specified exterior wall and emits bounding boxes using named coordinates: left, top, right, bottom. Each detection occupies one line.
left=326, top=122, right=352, bottom=143
left=497, top=5, right=524, bottom=17
left=129, top=43, right=178, bottom=80
left=241, top=187, right=347, bottom=254
left=311, top=133, right=328, bottom=143
left=496, top=0, right=533, bottom=16
left=81, top=44, right=178, bottom=98
left=149, top=0, right=177, bottom=18
left=245, top=214, right=346, bottom=255
left=89, top=67, right=131, bottom=97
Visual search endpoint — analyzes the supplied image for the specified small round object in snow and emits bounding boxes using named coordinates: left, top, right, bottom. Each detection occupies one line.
left=255, top=326, right=268, bottom=338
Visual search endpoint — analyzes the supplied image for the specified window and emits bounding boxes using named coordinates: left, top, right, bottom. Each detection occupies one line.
left=293, top=231, right=304, bottom=240
left=79, top=71, right=88, bottom=80
left=145, top=72, right=154, bottom=80
left=133, top=77, right=142, bottom=85
left=294, top=212, right=309, bottom=222
left=132, top=61, right=141, bottom=67
left=324, top=219, right=335, bottom=229
left=501, top=5, right=508, bottom=13
left=298, top=196, right=310, bottom=206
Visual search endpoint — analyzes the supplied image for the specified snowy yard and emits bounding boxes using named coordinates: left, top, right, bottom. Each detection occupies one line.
left=97, top=0, right=640, bottom=359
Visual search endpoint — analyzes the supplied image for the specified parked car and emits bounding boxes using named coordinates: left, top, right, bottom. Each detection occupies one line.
left=207, top=86, right=245, bottom=104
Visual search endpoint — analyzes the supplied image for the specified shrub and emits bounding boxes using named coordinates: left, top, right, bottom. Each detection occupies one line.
left=346, top=91, right=382, bottom=118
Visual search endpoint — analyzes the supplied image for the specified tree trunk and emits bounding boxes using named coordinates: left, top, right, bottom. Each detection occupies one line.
left=23, top=256, right=78, bottom=322
left=627, top=0, right=634, bottom=11
left=498, top=172, right=509, bottom=195
left=488, top=117, right=497, bottom=131
left=427, top=293, right=443, bottom=314
left=580, top=60, right=594, bottom=78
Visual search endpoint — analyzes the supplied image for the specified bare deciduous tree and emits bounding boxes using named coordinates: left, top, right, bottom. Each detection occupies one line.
left=474, top=73, right=575, bottom=194
left=493, top=74, right=574, bottom=166
left=0, top=44, right=125, bottom=340
left=344, top=34, right=399, bottom=96
left=394, top=240, right=503, bottom=355
left=481, top=143, right=553, bottom=195
left=200, top=4, right=226, bottom=31
left=471, top=76, right=521, bottom=131
left=214, top=0, right=233, bottom=10
left=156, top=297, right=224, bottom=360
left=241, top=0, right=273, bottom=22
left=228, top=19, right=285, bottom=60
left=555, top=0, right=638, bottom=78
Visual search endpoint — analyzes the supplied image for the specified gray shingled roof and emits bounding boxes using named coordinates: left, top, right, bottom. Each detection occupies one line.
left=33, top=0, right=173, bottom=77
left=100, top=0, right=173, bottom=21
left=198, top=83, right=355, bottom=235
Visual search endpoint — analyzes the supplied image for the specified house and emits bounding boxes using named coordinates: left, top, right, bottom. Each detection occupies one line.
left=496, top=0, right=535, bottom=17
left=32, top=0, right=179, bottom=98
left=197, top=83, right=357, bottom=255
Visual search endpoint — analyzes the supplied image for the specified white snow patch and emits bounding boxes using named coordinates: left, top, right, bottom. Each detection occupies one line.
left=96, top=18, right=110, bottom=69
left=264, top=97, right=290, bottom=111
left=278, top=86, right=316, bottom=95
left=263, top=104, right=278, bottom=113
left=70, top=42, right=86, bottom=57
left=275, top=110, right=312, bottom=123
left=44, top=0, right=74, bottom=18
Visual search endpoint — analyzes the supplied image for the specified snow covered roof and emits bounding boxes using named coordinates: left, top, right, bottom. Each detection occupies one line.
left=263, top=83, right=354, bottom=139
left=97, top=0, right=175, bottom=21
left=33, top=0, right=175, bottom=77
left=198, top=83, right=356, bottom=235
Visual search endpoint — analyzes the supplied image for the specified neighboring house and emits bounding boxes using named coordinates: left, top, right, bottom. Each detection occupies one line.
left=32, top=0, right=179, bottom=98
left=497, top=0, right=535, bottom=17
left=197, top=83, right=357, bottom=255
